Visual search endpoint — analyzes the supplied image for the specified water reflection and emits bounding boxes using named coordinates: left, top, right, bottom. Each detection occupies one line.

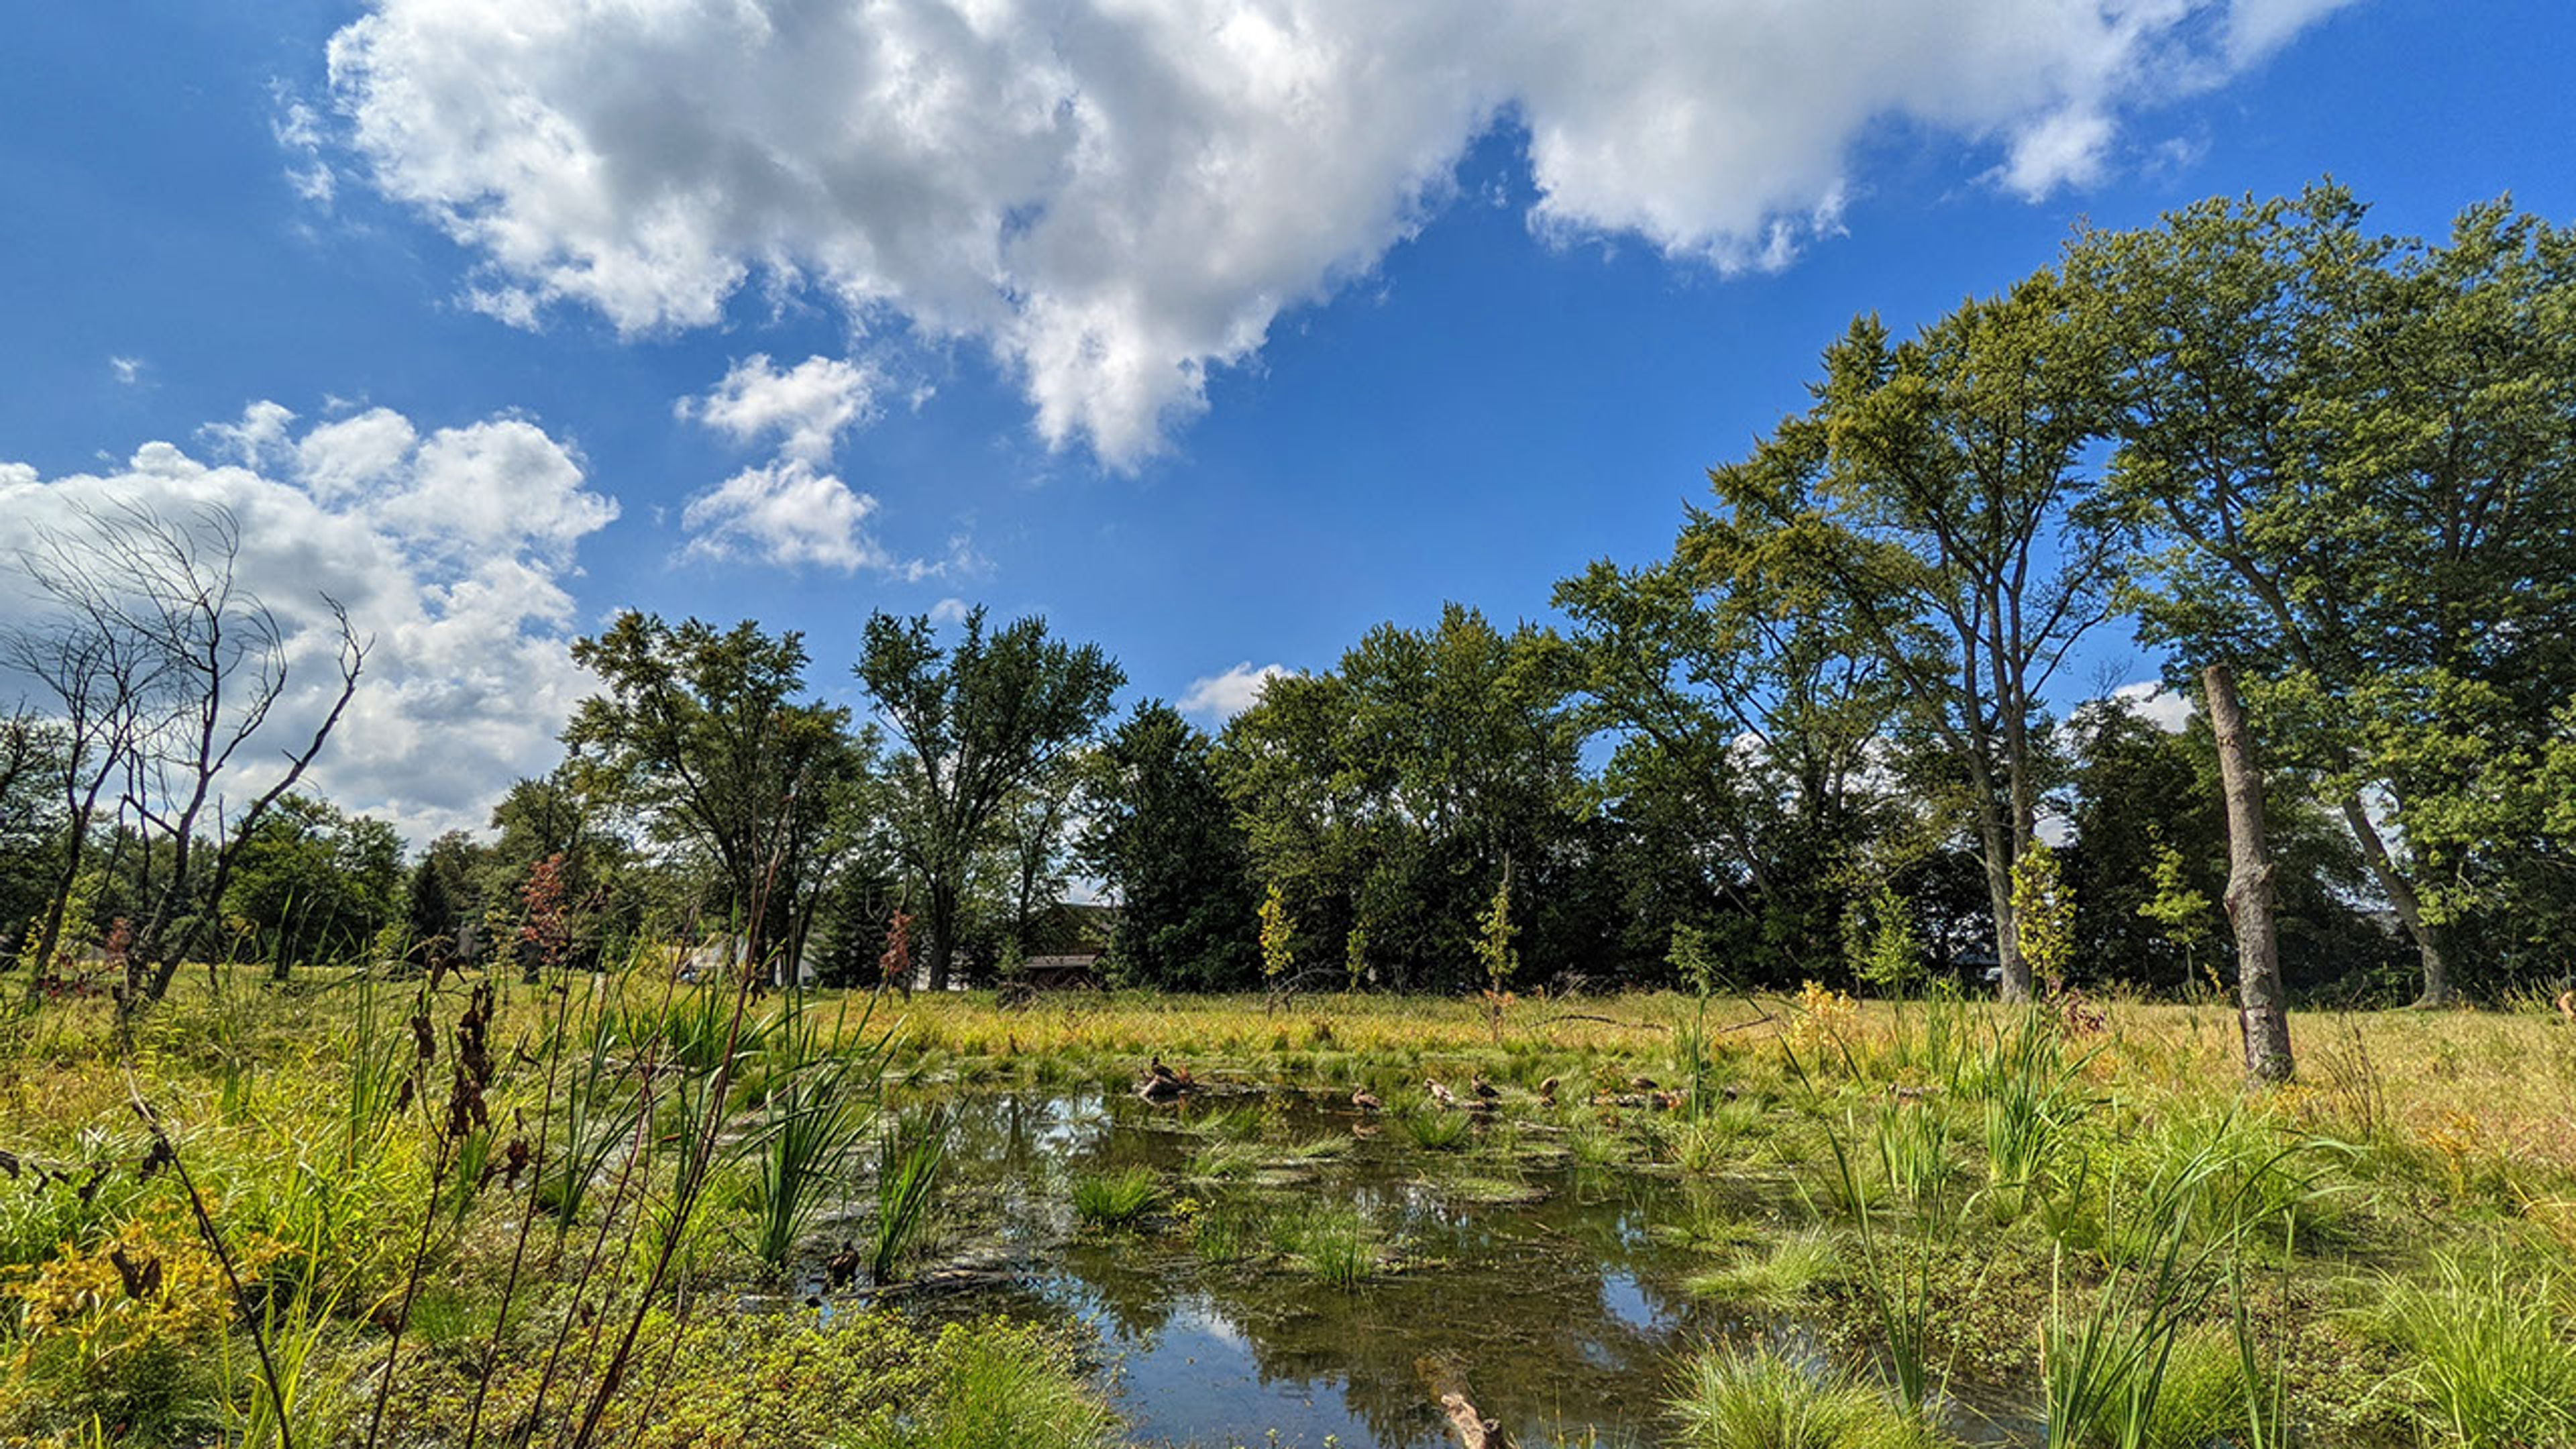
left=898, top=1089, right=1718, bottom=1448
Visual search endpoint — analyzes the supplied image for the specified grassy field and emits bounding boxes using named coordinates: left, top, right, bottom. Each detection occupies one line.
left=2, top=970, right=2572, bottom=1448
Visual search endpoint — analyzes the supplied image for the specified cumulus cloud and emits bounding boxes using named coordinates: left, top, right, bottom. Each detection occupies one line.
left=325, top=0, right=2347, bottom=469
left=1179, top=661, right=1289, bottom=722
left=680, top=459, right=884, bottom=573
left=0, top=402, right=620, bottom=843
left=2112, top=680, right=2196, bottom=733
left=679, top=354, right=883, bottom=467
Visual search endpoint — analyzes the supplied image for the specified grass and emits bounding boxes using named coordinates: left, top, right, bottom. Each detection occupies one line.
left=1399, top=1106, right=1474, bottom=1151
left=1666, top=1346, right=1939, bottom=1449
left=2369, top=1250, right=2576, bottom=1449
left=4, top=971, right=2575, bottom=1447
left=1279, top=1204, right=1381, bottom=1289
left=1069, top=1166, right=1160, bottom=1228
left=1683, top=1228, right=1841, bottom=1308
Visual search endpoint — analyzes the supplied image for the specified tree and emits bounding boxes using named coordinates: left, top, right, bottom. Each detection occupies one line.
left=9, top=500, right=365, bottom=1002
left=1713, top=276, right=2126, bottom=1000
left=221, top=792, right=404, bottom=975
left=1556, top=506, right=1900, bottom=984
left=2065, top=184, right=2576, bottom=1002
left=566, top=613, right=861, bottom=981
left=1218, top=606, right=1592, bottom=992
left=1077, top=701, right=1260, bottom=991
left=855, top=606, right=1122, bottom=991
left=0, top=710, right=66, bottom=968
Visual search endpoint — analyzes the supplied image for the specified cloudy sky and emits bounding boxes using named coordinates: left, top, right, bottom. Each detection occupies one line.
left=2, top=1, right=2563, bottom=841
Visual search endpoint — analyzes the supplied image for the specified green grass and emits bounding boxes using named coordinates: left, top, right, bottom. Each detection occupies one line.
left=2369, top=1250, right=2576, bottom=1449
left=1069, top=1165, right=1161, bottom=1228
left=1684, top=1229, right=1842, bottom=1309
left=1399, top=1107, right=1474, bottom=1151
left=1280, top=1204, right=1381, bottom=1289
left=1666, top=1346, right=1939, bottom=1449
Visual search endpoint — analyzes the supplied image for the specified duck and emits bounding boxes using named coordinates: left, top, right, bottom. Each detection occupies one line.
left=1470, top=1073, right=1501, bottom=1102
left=1426, top=1077, right=1460, bottom=1110
left=1138, top=1056, right=1191, bottom=1102
left=1538, top=1076, right=1560, bottom=1106
left=1351, top=1087, right=1384, bottom=1112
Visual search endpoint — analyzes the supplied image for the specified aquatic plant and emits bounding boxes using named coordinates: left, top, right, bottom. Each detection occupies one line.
left=1666, top=1346, right=1936, bottom=1449
left=1069, top=1165, right=1160, bottom=1228
left=871, top=1106, right=952, bottom=1283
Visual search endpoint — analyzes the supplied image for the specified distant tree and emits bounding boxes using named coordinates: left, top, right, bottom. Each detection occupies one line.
left=1557, top=506, right=1900, bottom=983
left=1711, top=276, right=2127, bottom=1000
left=856, top=606, right=1122, bottom=991
left=221, top=793, right=404, bottom=975
left=0, top=710, right=66, bottom=966
left=1077, top=701, right=1260, bottom=991
left=566, top=613, right=861, bottom=981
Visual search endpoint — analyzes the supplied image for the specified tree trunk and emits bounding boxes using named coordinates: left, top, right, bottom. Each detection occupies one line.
left=2206, top=665, right=2293, bottom=1085
left=2336, top=795, right=2454, bottom=1008
left=1973, top=812, right=2031, bottom=1003
left=925, top=881, right=957, bottom=993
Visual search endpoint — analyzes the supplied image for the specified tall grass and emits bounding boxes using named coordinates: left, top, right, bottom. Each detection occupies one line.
left=2371, top=1251, right=2576, bottom=1449
left=737, top=998, right=876, bottom=1273
left=1069, top=1166, right=1159, bottom=1227
left=2040, top=1118, right=2309, bottom=1449
left=870, top=1106, right=951, bottom=1284
left=1666, top=1347, right=1935, bottom=1449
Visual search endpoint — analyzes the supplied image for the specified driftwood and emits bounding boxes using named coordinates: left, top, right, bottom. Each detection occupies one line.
left=1416, top=1356, right=1511, bottom=1449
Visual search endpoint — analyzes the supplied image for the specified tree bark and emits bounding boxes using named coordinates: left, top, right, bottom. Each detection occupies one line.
left=2206, top=665, right=2293, bottom=1085
left=2335, top=795, right=2454, bottom=1008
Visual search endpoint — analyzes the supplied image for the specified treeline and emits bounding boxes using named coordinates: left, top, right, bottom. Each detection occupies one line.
left=5, top=184, right=2571, bottom=1005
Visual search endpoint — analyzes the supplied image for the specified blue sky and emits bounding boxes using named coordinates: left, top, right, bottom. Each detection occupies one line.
left=3, top=1, right=2568, bottom=841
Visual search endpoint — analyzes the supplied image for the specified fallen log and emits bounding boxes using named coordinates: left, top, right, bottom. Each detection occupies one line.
left=1416, top=1355, right=1512, bottom=1449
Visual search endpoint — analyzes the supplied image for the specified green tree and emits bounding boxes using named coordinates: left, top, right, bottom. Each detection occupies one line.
left=1557, top=506, right=1901, bottom=984
left=566, top=613, right=861, bottom=981
left=221, top=793, right=403, bottom=975
left=2065, top=184, right=2576, bottom=1001
left=1711, top=276, right=2126, bottom=1001
left=1078, top=701, right=1260, bottom=991
left=1218, top=605, right=1592, bottom=991
left=855, top=606, right=1122, bottom=991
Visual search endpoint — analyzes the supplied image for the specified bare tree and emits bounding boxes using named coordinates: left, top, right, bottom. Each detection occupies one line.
left=11, top=500, right=366, bottom=1005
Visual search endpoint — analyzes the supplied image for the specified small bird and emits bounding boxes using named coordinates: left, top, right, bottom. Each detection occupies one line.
left=1629, top=1074, right=1660, bottom=1091
left=1471, top=1073, right=1500, bottom=1102
left=1426, top=1077, right=1459, bottom=1109
left=823, top=1242, right=863, bottom=1289
left=1351, top=1088, right=1383, bottom=1112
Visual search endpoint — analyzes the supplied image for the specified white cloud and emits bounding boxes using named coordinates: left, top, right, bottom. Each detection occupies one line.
left=679, top=354, right=883, bottom=466
left=2112, top=680, right=2196, bottom=733
left=270, top=85, right=339, bottom=205
left=679, top=460, right=883, bottom=573
left=0, top=402, right=621, bottom=843
left=928, top=596, right=973, bottom=626
left=108, top=356, right=144, bottom=386
left=1179, top=661, right=1288, bottom=722
left=325, top=0, right=2345, bottom=470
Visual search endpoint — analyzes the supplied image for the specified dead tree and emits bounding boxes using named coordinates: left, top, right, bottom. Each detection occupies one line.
left=14, top=500, right=366, bottom=1005
left=2204, top=663, right=2292, bottom=1083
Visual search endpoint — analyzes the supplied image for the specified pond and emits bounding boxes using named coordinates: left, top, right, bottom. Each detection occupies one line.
left=804, top=1087, right=1851, bottom=1449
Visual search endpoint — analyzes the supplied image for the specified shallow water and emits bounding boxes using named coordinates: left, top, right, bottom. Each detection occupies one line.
left=838, top=1088, right=1803, bottom=1449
